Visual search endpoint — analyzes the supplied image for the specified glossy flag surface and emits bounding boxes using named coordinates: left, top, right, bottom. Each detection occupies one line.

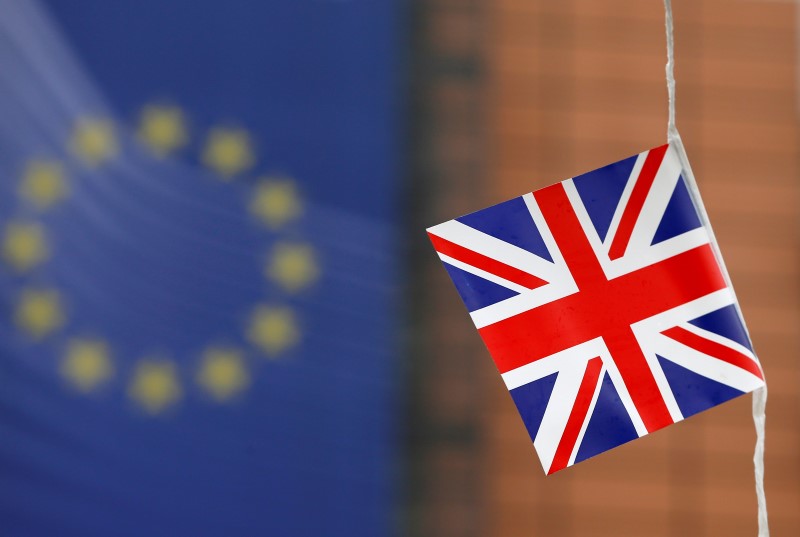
left=428, top=144, right=765, bottom=474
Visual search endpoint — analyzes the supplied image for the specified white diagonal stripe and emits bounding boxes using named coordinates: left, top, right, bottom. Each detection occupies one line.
left=631, top=288, right=752, bottom=422
left=603, top=151, right=647, bottom=249
left=631, top=324, right=685, bottom=424
left=469, top=278, right=577, bottom=329
left=427, top=219, right=559, bottom=283
left=627, top=146, right=683, bottom=255
left=438, top=253, right=529, bottom=294
left=521, top=192, right=572, bottom=278
left=568, top=364, right=607, bottom=467
left=465, top=192, right=580, bottom=329
left=501, top=338, right=601, bottom=390
left=563, top=178, right=611, bottom=274
left=564, top=174, right=711, bottom=280
left=678, top=321, right=758, bottom=364
left=652, top=332, right=765, bottom=393
left=533, top=358, right=587, bottom=474
left=604, top=227, right=710, bottom=279
left=599, top=347, right=649, bottom=437
left=632, top=288, right=736, bottom=336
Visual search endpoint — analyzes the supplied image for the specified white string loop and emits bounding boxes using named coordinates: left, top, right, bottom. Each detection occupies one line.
left=663, top=2, right=768, bottom=535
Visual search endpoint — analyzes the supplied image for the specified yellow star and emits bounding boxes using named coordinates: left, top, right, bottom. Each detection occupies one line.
left=19, top=160, right=68, bottom=209
left=70, top=118, right=118, bottom=166
left=266, top=242, right=319, bottom=292
left=137, top=104, right=188, bottom=157
left=197, top=347, right=250, bottom=401
left=2, top=222, right=49, bottom=272
left=201, top=127, right=254, bottom=179
left=61, top=339, right=113, bottom=392
left=15, top=288, right=65, bottom=339
left=247, top=305, right=299, bottom=357
left=249, top=178, right=303, bottom=229
left=128, top=359, right=182, bottom=414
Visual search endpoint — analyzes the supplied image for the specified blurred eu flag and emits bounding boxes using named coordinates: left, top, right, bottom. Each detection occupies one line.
left=0, top=1, right=402, bottom=535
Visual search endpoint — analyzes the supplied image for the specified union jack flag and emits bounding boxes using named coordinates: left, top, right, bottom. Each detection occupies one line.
left=428, top=144, right=765, bottom=474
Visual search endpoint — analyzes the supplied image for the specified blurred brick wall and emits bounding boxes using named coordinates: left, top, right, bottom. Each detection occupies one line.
left=481, top=0, right=800, bottom=536
left=409, top=0, right=799, bottom=535
left=407, top=2, right=488, bottom=536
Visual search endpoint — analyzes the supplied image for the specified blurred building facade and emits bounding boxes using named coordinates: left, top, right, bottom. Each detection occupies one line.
left=410, top=0, right=799, bottom=535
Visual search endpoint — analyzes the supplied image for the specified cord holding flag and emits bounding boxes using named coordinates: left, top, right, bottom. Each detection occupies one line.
left=427, top=142, right=765, bottom=475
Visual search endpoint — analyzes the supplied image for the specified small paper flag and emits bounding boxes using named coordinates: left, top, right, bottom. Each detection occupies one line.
left=427, top=144, right=765, bottom=474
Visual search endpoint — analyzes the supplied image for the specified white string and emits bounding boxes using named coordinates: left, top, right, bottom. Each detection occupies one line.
left=664, top=0, right=677, bottom=141
left=663, top=2, right=769, bottom=535
left=753, top=385, right=769, bottom=536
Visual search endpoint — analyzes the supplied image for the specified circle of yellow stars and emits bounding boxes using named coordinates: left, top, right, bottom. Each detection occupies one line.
left=4, top=103, right=320, bottom=416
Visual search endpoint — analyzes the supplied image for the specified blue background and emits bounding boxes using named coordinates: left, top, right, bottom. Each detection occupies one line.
left=0, top=1, right=403, bottom=535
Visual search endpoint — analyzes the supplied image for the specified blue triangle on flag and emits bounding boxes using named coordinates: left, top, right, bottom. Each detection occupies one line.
left=657, top=355, right=745, bottom=419
left=574, top=372, right=639, bottom=464
left=651, top=175, right=703, bottom=245
left=457, top=196, right=553, bottom=262
left=442, top=261, right=519, bottom=312
left=572, top=154, right=637, bottom=242
left=688, top=305, right=753, bottom=352
left=509, top=372, right=558, bottom=443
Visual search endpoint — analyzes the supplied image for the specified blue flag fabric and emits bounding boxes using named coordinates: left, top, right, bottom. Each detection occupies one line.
left=0, top=1, right=401, bottom=535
